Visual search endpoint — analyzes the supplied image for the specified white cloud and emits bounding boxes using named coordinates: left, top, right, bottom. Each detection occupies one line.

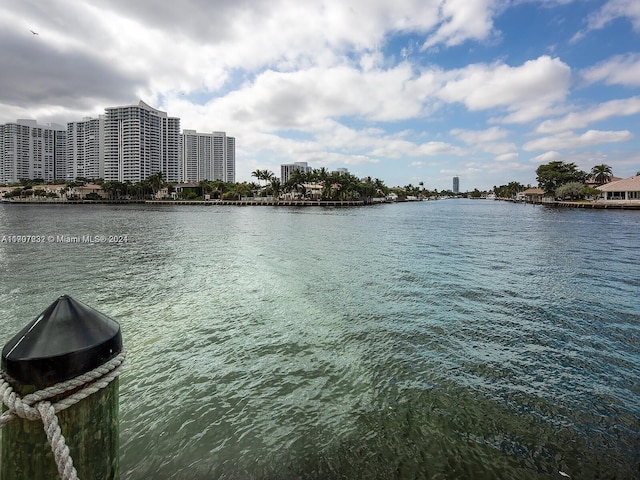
left=450, top=126, right=508, bottom=143
left=422, top=0, right=499, bottom=49
left=409, top=160, right=446, bottom=168
left=573, top=0, right=640, bottom=42
left=581, top=54, right=640, bottom=87
left=371, top=140, right=462, bottom=158
left=450, top=126, right=516, bottom=155
left=528, top=151, right=563, bottom=164
left=495, top=153, right=519, bottom=162
left=523, top=130, right=633, bottom=151
left=0, top=0, right=500, bottom=118
left=3, top=0, right=640, bottom=190
left=438, top=56, right=571, bottom=122
left=585, top=0, right=640, bottom=32
left=176, top=63, right=443, bottom=134
left=536, top=96, right=640, bottom=133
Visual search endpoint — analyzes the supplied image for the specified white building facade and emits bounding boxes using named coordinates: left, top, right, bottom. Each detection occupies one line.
left=281, top=162, right=311, bottom=184
left=181, top=130, right=235, bottom=183
left=104, top=100, right=181, bottom=183
left=0, top=120, right=66, bottom=184
left=66, top=116, right=105, bottom=181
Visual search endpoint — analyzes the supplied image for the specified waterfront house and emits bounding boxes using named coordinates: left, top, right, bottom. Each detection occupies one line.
left=155, top=186, right=170, bottom=199
left=0, top=184, right=66, bottom=199
left=386, top=192, right=398, bottom=202
left=596, top=175, right=640, bottom=203
left=0, top=186, right=18, bottom=198
left=67, top=183, right=105, bottom=200
left=586, top=175, right=622, bottom=187
left=34, top=184, right=67, bottom=198
left=173, top=182, right=202, bottom=199
left=522, top=187, right=545, bottom=203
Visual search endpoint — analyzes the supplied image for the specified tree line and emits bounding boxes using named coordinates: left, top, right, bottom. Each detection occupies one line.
left=535, top=162, right=614, bottom=200
left=487, top=163, right=619, bottom=201
left=250, top=168, right=389, bottom=202
left=6, top=162, right=621, bottom=202
left=3, top=170, right=397, bottom=202
left=4, top=169, right=446, bottom=202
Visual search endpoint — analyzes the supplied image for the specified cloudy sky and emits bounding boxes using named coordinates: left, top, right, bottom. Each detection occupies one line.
left=1, top=0, right=639, bottom=190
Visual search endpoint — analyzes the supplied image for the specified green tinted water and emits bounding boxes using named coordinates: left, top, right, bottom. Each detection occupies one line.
left=0, top=201, right=638, bottom=479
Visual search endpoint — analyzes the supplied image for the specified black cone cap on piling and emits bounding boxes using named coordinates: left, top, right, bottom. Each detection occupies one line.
left=1, top=295, right=122, bottom=388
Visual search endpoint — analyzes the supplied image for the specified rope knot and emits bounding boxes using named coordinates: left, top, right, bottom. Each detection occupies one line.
left=0, top=350, right=126, bottom=480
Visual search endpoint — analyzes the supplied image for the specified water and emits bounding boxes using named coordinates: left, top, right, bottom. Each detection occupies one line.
left=0, top=200, right=638, bottom=479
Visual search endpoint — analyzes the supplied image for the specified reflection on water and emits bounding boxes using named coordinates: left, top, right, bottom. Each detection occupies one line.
left=0, top=201, right=638, bottom=479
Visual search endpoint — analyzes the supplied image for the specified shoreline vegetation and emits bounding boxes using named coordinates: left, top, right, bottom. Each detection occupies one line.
left=3, top=198, right=640, bottom=209
left=1, top=198, right=371, bottom=206
left=0, top=168, right=450, bottom=205
left=2, top=162, right=640, bottom=209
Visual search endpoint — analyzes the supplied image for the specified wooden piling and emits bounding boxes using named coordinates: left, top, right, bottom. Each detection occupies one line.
left=1, top=295, right=123, bottom=479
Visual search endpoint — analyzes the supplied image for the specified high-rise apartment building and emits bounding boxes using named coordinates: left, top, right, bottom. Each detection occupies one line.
left=453, top=176, right=460, bottom=193
left=104, top=100, right=181, bottom=183
left=66, top=116, right=105, bottom=181
left=224, top=135, right=236, bottom=183
left=53, top=129, right=67, bottom=180
left=181, top=130, right=235, bottom=183
left=281, top=162, right=311, bottom=184
left=0, top=102, right=239, bottom=186
left=0, top=120, right=66, bottom=184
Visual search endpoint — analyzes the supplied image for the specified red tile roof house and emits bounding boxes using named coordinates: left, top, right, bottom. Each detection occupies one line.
left=596, top=175, right=640, bottom=204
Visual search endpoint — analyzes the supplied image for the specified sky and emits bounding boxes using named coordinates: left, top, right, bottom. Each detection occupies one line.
left=1, top=0, right=639, bottom=191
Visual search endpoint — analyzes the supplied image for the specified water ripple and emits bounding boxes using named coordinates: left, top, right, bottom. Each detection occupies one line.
left=1, top=201, right=638, bottom=479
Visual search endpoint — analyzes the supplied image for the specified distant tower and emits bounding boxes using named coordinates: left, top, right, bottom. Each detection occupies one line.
left=453, top=176, right=459, bottom=193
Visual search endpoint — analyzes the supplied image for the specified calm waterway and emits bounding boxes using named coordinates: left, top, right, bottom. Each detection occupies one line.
left=0, top=200, right=638, bottom=479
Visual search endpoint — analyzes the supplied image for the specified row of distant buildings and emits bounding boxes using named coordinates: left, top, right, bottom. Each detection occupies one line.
left=0, top=100, right=235, bottom=185
left=280, top=161, right=349, bottom=184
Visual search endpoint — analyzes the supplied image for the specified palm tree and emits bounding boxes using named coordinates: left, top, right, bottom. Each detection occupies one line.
left=358, top=177, right=377, bottom=203
left=148, top=171, right=165, bottom=196
left=590, top=164, right=613, bottom=185
left=315, top=168, right=332, bottom=200
left=199, top=180, right=213, bottom=198
left=251, top=169, right=262, bottom=187
left=263, top=170, right=275, bottom=183
left=210, top=180, right=226, bottom=199
left=316, top=167, right=329, bottom=184
left=286, top=169, right=307, bottom=199
left=232, top=182, right=253, bottom=200
left=252, top=169, right=276, bottom=195
left=268, top=178, right=282, bottom=201
left=374, top=178, right=387, bottom=197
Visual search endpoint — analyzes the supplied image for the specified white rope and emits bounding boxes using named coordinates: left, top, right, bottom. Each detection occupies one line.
left=0, top=350, right=126, bottom=480
left=38, top=401, right=78, bottom=480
